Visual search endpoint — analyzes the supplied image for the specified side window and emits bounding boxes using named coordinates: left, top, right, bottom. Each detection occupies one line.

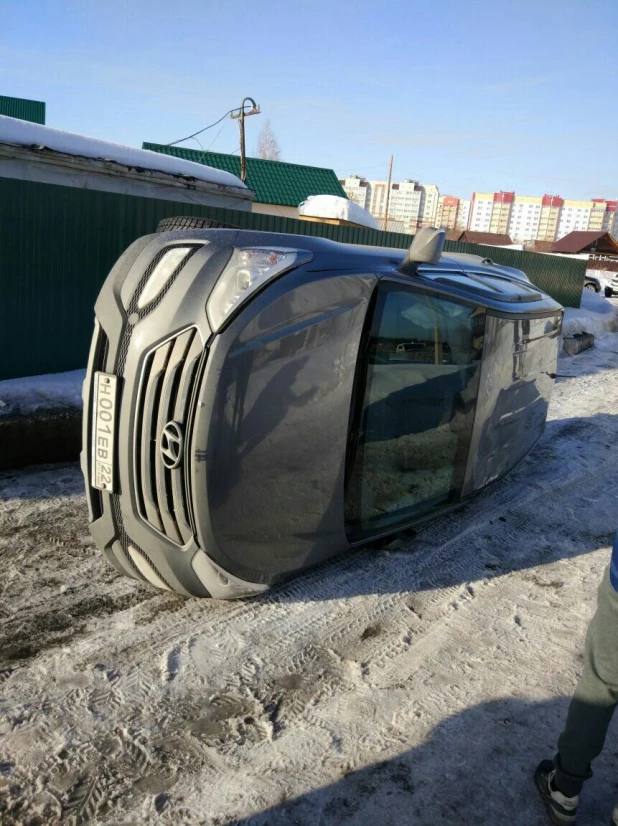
left=345, top=282, right=485, bottom=541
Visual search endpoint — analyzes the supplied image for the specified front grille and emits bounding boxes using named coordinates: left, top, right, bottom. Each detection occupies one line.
left=117, top=243, right=202, bottom=376
left=134, top=327, right=204, bottom=545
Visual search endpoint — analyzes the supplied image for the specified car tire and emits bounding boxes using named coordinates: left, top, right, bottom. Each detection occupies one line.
left=606, top=286, right=615, bottom=298
left=584, top=282, right=598, bottom=292
left=156, top=215, right=239, bottom=232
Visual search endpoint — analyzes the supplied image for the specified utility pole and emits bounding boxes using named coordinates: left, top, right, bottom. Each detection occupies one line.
left=230, top=97, right=261, bottom=183
left=383, top=154, right=393, bottom=232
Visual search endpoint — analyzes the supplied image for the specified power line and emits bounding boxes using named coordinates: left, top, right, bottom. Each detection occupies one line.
left=206, top=120, right=228, bottom=151
left=166, top=108, right=239, bottom=147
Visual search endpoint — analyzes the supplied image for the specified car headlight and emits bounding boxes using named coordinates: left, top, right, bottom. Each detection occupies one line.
left=137, top=246, right=195, bottom=310
left=207, top=247, right=313, bottom=332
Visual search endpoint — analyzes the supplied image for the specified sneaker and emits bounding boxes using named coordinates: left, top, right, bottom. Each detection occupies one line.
left=535, top=760, right=579, bottom=825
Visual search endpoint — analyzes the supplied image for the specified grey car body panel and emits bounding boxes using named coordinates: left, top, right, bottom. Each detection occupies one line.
left=462, top=313, right=561, bottom=496
left=82, top=228, right=564, bottom=597
left=190, top=268, right=378, bottom=585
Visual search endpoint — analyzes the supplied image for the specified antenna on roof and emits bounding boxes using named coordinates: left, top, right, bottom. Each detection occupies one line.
left=399, top=227, right=446, bottom=275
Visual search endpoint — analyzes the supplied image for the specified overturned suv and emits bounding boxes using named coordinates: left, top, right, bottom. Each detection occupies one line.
left=82, top=220, right=563, bottom=599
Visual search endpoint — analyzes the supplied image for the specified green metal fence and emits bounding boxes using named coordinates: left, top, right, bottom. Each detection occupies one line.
left=0, top=177, right=585, bottom=380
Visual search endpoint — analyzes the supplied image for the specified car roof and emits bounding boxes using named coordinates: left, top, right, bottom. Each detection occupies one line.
left=168, top=229, right=564, bottom=313
left=232, top=230, right=525, bottom=280
left=232, top=230, right=563, bottom=308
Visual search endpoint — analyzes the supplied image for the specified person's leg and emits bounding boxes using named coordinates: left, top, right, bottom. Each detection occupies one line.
left=554, top=565, right=618, bottom=797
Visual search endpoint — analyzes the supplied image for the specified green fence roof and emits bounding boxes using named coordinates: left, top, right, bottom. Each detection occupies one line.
left=0, top=94, right=45, bottom=124
left=142, top=143, right=346, bottom=207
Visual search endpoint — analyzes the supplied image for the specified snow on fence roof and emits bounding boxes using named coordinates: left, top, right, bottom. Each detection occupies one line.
left=0, top=115, right=247, bottom=190
left=298, top=194, right=379, bottom=230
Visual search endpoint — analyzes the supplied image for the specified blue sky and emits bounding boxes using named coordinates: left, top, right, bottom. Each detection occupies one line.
left=2, top=0, right=617, bottom=200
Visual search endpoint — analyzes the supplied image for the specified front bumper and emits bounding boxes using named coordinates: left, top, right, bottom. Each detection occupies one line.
left=81, top=230, right=268, bottom=599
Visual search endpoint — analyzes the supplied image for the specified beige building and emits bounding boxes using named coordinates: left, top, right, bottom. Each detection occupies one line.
left=344, top=177, right=618, bottom=243
left=457, top=198, right=471, bottom=229
left=489, top=192, right=514, bottom=235
left=537, top=196, right=563, bottom=242
left=435, top=195, right=471, bottom=230
left=435, top=195, right=459, bottom=229
left=340, top=175, right=439, bottom=233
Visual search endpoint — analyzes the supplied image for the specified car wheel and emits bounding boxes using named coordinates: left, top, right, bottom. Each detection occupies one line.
left=584, top=282, right=598, bottom=291
left=606, top=286, right=615, bottom=298
left=156, top=215, right=239, bottom=232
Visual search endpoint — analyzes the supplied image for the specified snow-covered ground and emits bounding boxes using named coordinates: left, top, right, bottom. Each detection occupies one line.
left=0, top=369, right=85, bottom=417
left=2, top=320, right=618, bottom=825
left=561, top=288, right=618, bottom=338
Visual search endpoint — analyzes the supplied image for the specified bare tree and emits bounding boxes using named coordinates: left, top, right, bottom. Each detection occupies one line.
left=256, top=120, right=282, bottom=161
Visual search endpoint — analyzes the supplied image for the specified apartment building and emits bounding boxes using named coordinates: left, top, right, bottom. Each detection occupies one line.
left=340, top=175, right=439, bottom=233
left=468, top=193, right=494, bottom=232
left=537, top=196, right=563, bottom=242
left=418, top=184, right=439, bottom=228
left=468, top=191, right=607, bottom=243
left=589, top=198, right=618, bottom=235
left=556, top=200, right=595, bottom=238
left=383, top=179, right=422, bottom=228
left=341, top=174, right=370, bottom=210
left=507, top=196, right=542, bottom=242
left=602, top=200, right=618, bottom=232
left=489, top=191, right=514, bottom=235
left=435, top=195, right=458, bottom=229
left=457, top=199, right=471, bottom=229
left=342, top=176, right=618, bottom=242
left=435, top=195, right=471, bottom=230
left=588, top=200, right=607, bottom=233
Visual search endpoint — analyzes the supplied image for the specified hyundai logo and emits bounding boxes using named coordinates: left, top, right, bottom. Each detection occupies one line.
left=160, top=421, right=184, bottom=469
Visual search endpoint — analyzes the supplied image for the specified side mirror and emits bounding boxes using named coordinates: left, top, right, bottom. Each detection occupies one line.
left=399, top=227, right=446, bottom=275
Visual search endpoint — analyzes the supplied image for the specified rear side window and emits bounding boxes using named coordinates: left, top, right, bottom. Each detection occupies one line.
left=345, top=283, right=485, bottom=541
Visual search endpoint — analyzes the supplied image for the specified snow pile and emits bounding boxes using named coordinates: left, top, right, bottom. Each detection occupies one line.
left=298, top=194, right=379, bottom=230
left=562, top=288, right=618, bottom=339
left=0, top=115, right=246, bottom=190
left=0, top=368, right=85, bottom=417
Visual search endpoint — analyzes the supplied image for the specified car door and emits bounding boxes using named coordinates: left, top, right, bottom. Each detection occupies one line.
left=345, top=277, right=486, bottom=542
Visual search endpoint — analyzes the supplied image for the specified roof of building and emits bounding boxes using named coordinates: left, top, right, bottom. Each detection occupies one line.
left=0, top=116, right=246, bottom=190
left=551, top=231, right=618, bottom=254
left=0, top=95, right=45, bottom=124
left=456, top=230, right=513, bottom=246
left=531, top=240, right=555, bottom=253
left=143, top=143, right=346, bottom=207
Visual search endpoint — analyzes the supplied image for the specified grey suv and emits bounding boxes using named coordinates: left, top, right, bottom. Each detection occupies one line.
left=82, top=223, right=563, bottom=598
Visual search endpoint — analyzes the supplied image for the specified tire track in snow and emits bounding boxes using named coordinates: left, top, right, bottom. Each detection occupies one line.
left=2, top=342, right=618, bottom=824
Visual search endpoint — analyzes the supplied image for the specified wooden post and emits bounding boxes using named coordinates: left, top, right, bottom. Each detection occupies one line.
left=383, top=154, right=393, bottom=232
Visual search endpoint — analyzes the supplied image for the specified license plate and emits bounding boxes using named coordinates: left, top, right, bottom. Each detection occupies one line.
left=91, top=371, right=118, bottom=492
